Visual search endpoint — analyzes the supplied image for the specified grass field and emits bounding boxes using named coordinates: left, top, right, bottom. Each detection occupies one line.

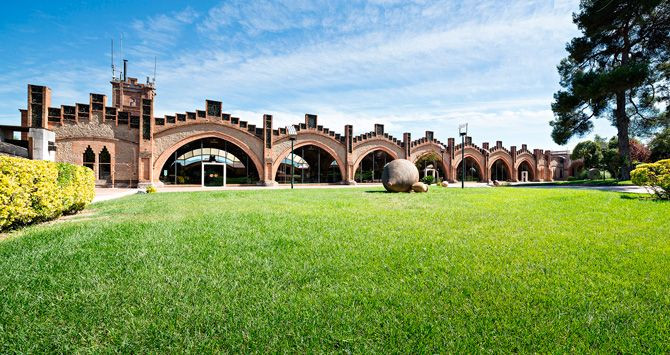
left=523, top=178, right=634, bottom=186
left=556, top=179, right=634, bottom=186
left=1, top=187, right=669, bottom=352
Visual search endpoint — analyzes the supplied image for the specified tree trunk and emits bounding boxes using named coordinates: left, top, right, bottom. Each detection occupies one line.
left=617, top=26, right=632, bottom=181
left=615, top=91, right=631, bottom=180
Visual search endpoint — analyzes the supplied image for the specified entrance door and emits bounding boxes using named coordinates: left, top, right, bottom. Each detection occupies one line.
left=202, top=163, right=226, bottom=187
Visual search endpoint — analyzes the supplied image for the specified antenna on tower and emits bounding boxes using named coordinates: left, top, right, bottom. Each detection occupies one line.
left=153, top=56, right=157, bottom=86
left=119, top=33, right=124, bottom=80
left=111, top=39, right=115, bottom=80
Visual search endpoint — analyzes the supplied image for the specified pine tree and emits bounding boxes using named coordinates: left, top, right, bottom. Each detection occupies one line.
left=551, top=0, right=670, bottom=179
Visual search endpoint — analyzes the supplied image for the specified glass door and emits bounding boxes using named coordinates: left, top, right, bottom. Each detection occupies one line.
left=202, top=163, right=225, bottom=187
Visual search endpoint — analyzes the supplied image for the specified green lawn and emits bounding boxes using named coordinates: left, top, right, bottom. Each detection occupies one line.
left=1, top=187, right=669, bottom=352
left=523, top=178, right=634, bottom=186
left=556, top=178, right=634, bottom=186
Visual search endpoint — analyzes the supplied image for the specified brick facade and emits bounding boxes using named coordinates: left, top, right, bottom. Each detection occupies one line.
left=17, top=78, right=570, bottom=186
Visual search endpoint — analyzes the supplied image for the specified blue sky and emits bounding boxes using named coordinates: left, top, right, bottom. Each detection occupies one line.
left=0, top=0, right=618, bottom=149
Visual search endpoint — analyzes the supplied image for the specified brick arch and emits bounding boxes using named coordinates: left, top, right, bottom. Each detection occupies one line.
left=451, top=148, right=486, bottom=182
left=515, top=153, right=537, bottom=181
left=271, top=139, right=346, bottom=182
left=152, top=131, right=264, bottom=183
left=488, top=151, right=513, bottom=181
left=410, top=143, right=448, bottom=173
left=411, top=151, right=449, bottom=178
left=351, top=143, right=401, bottom=173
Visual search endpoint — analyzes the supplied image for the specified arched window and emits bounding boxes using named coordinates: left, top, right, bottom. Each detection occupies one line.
left=83, top=146, right=95, bottom=171
left=160, top=137, right=260, bottom=186
left=491, top=159, right=510, bottom=181
left=99, top=146, right=111, bottom=180
left=456, top=157, right=482, bottom=182
left=356, top=150, right=394, bottom=183
left=277, top=144, right=342, bottom=184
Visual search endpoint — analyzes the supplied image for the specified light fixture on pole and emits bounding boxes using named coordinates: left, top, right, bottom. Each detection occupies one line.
left=458, top=123, right=468, bottom=189
left=440, top=147, right=445, bottom=183
left=287, top=125, right=298, bottom=189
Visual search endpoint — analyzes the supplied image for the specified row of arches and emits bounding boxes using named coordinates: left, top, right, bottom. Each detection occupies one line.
left=152, top=134, right=540, bottom=185
left=156, top=138, right=346, bottom=186
left=458, top=157, right=535, bottom=182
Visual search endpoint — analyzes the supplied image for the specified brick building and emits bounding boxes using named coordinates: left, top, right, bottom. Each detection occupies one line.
left=8, top=71, right=574, bottom=187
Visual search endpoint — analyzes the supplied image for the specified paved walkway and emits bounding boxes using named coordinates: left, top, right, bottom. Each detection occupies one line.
left=93, top=182, right=492, bottom=202
left=93, top=184, right=385, bottom=202
left=158, top=183, right=383, bottom=193
left=510, top=182, right=648, bottom=193
left=92, top=188, right=138, bottom=203
left=94, top=182, right=646, bottom=203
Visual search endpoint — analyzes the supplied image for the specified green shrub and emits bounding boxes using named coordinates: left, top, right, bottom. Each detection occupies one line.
left=146, top=185, right=157, bottom=194
left=0, top=156, right=95, bottom=230
left=631, top=159, right=670, bottom=200
left=576, top=169, right=589, bottom=180
left=421, top=175, right=435, bottom=185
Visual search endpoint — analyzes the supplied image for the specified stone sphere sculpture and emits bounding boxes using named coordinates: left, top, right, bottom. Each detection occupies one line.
left=382, top=159, right=420, bottom=192
left=412, top=182, right=428, bottom=193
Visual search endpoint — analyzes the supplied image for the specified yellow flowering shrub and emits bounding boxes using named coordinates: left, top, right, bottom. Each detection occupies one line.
left=0, top=156, right=95, bottom=230
left=631, top=158, right=670, bottom=200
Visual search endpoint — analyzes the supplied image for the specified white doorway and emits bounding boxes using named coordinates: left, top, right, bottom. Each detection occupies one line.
left=201, top=163, right=226, bottom=187
left=521, top=171, right=529, bottom=182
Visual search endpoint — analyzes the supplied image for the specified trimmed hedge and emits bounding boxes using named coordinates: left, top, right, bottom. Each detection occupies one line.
left=0, top=156, right=95, bottom=230
left=631, top=158, right=670, bottom=200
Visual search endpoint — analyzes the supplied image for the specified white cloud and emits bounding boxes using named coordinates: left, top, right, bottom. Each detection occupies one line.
left=128, top=7, right=199, bottom=56
left=146, top=1, right=581, bottom=152
left=3, top=1, right=611, bottom=150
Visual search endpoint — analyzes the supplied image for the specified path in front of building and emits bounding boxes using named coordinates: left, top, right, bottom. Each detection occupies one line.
left=96, top=182, right=648, bottom=203
left=92, top=188, right=139, bottom=203
left=93, top=182, right=492, bottom=202
left=510, top=182, right=649, bottom=194
left=158, top=182, right=491, bottom=193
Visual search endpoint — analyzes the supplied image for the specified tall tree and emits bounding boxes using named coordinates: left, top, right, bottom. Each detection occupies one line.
left=649, top=127, right=670, bottom=160
left=571, top=139, right=603, bottom=169
left=550, top=0, right=670, bottom=179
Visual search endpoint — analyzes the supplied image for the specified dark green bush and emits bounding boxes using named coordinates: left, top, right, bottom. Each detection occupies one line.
left=0, top=156, right=95, bottom=230
left=421, top=175, right=435, bottom=185
left=576, top=169, right=589, bottom=180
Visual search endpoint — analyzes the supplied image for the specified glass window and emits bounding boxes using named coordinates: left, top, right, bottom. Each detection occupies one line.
left=160, top=137, right=260, bottom=185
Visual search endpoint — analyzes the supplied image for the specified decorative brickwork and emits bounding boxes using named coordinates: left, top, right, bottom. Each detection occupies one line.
left=16, top=78, right=564, bottom=186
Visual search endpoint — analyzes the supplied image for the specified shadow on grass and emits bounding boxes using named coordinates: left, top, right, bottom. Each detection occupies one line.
left=619, top=192, right=668, bottom=202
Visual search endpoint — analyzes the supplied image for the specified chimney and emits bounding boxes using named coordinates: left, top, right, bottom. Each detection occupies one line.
left=123, top=59, right=128, bottom=81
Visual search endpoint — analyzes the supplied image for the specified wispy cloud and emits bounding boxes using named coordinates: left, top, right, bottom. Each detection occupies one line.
left=2, top=1, right=617, bottom=149
left=129, top=7, right=199, bottom=56
left=144, top=1, right=589, bottom=148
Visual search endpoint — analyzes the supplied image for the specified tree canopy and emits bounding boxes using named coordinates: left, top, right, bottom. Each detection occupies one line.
left=551, top=0, right=670, bottom=179
left=571, top=140, right=603, bottom=169
left=649, top=127, right=670, bottom=160
left=571, top=135, right=651, bottom=178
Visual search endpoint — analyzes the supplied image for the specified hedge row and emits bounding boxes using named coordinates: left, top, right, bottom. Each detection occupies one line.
left=631, top=158, right=670, bottom=200
left=0, top=156, right=95, bottom=230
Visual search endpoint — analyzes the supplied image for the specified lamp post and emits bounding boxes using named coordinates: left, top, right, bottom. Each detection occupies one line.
left=458, top=123, right=468, bottom=189
left=287, top=125, right=297, bottom=189
left=440, top=147, right=445, bottom=183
